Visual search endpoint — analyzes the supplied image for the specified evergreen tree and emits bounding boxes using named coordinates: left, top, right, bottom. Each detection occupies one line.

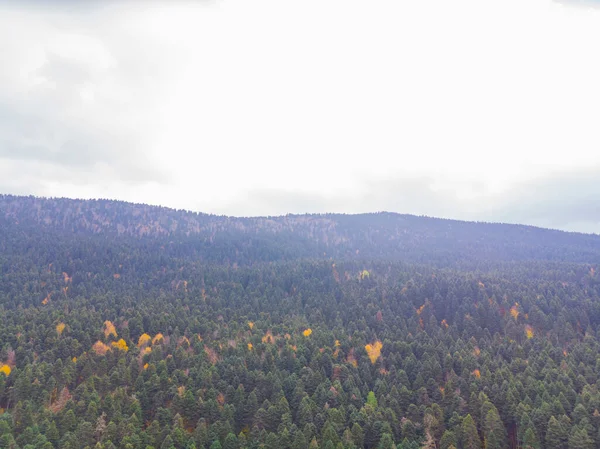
left=545, top=416, right=567, bottom=449
left=223, top=432, right=239, bottom=449
left=568, top=427, right=594, bottom=449
left=483, top=406, right=507, bottom=449
left=367, top=392, right=378, bottom=408
left=378, top=433, right=396, bottom=449
left=440, top=430, right=457, bottom=449
left=461, top=415, right=481, bottom=449
left=522, top=427, right=540, bottom=449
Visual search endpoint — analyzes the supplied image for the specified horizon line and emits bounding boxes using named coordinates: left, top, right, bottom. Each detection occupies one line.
left=1, top=192, right=598, bottom=237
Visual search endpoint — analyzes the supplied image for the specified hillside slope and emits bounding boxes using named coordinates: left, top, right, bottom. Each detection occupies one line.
left=1, top=194, right=599, bottom=267
left=1, top=195, right=600, bottom=449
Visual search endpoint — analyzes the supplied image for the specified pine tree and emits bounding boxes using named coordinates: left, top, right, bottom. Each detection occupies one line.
left=378, top=433, right=396, bottom=449
left=352, top=423, right=365, bottom=448
left=322, top=422, right=341, bottom=447
left=568, top=427, right=594, bottom=449
left=440, top=430, right=457, bottom=449
left=223, top=432, right=239, bottom=449
left=461, top=415, right=481, bottom=449
left=161, top=435, right=177, bottom=449
left=522, top=427, right=540, bottom=449
left=292, top=430, right=308, bottom=449
left=401, top=420, right=417, bottom=441
left=194, top=420, right=209, bottom=449
left=483, top=406, right=508, bottom=449
left=367, top=391, right=378, bottom=408
left=545, top=416, right=567, bottom=449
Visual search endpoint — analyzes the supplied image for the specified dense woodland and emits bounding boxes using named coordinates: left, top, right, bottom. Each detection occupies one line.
left=1, top=195, right=600, bottom=449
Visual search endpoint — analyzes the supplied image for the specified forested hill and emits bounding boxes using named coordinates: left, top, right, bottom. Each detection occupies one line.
left=2, top=194, right=600, bottom=449
left=1, top=194, right=599, bottom=268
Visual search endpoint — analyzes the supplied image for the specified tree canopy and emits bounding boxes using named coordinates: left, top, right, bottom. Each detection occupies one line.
left=1, top=195, right=600, bottom=449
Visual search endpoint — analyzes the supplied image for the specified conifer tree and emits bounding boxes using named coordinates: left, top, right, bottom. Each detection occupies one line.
left=483, top=406, right=508, bottom=449
left=461, top=415, right=481, bottom=449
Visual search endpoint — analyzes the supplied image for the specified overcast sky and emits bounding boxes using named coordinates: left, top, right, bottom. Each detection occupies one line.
left=1, top=0, right=599, bottom=233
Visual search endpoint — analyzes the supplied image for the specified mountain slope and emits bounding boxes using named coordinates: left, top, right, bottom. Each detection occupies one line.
left=1, top=194, right=600, bottom=449
left=1, top=194, right=599, bottom=268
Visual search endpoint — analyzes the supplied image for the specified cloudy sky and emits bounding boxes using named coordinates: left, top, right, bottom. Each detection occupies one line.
left=1, top=0, right=599, bottom=233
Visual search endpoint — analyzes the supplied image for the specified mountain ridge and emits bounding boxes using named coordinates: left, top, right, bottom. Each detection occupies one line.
left=1, top=194, right=599, bottom=268
left=0, top=193, right=595, bottom=236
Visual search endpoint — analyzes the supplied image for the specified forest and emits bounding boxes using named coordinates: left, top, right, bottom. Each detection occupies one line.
left=1, top=194, right=600, bottom=449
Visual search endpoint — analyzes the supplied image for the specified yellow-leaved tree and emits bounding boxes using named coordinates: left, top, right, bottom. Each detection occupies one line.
left=365, top=341, right=383, bottom=364
left=262, top=331, right=275, bottom=344
left=56, top=323, right=66, bottom=336
left=152, top=333, right=164, bottom=344
left=303, top=329, right=313, bottom=337
left=525, top=325, right=534, bottom=339
left=0, top=364, right=11, bottom=376
left=104, top=320, right=117, bottom=339
left=138, top=333, right=151, bottom=348
left=111, top=339, right=129, bottom=351
left=510, top=303, right=520, bottom=321
left=92, top=341, right=111, bottom=356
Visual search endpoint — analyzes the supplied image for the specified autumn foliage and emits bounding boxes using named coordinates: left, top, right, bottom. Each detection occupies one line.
left=104, top=320, right=117, bottom=339
left=510, top=303, right=520, bottom=320
left=303, top=328, right=312, bottom=337
left=0, top=364, right=11, bottom=376
left=56, top=322, right=66, bottom=336
left=111, top=339, right=129, bottom=351
left=138, top=333, right=151, bottom=347
left=365, top=340, right=383, bottom=364
left=204, top=346, right=219, bottom=364
left=525, top=325, right=534, bottom=339
left=92, top=341, right=111, bottom=356
left=49, top=387, right=72, bottom=413
left=152, top=333, right=164, bottom=344
left=346, top=348, right=358, bottom=367
left=262, top=330, right=276, bottom=344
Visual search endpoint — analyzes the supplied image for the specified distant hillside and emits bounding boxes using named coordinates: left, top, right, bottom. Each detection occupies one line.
left=1, top=194, right=599, bottom=267
left=2, top=194, right=600, bottom=449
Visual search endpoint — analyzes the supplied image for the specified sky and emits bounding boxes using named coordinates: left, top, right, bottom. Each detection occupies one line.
left=1, top=0, right=599, bottom=233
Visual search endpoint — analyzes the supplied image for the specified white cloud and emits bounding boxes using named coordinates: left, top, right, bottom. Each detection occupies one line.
left=1, top=0, right=600, bottom=232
